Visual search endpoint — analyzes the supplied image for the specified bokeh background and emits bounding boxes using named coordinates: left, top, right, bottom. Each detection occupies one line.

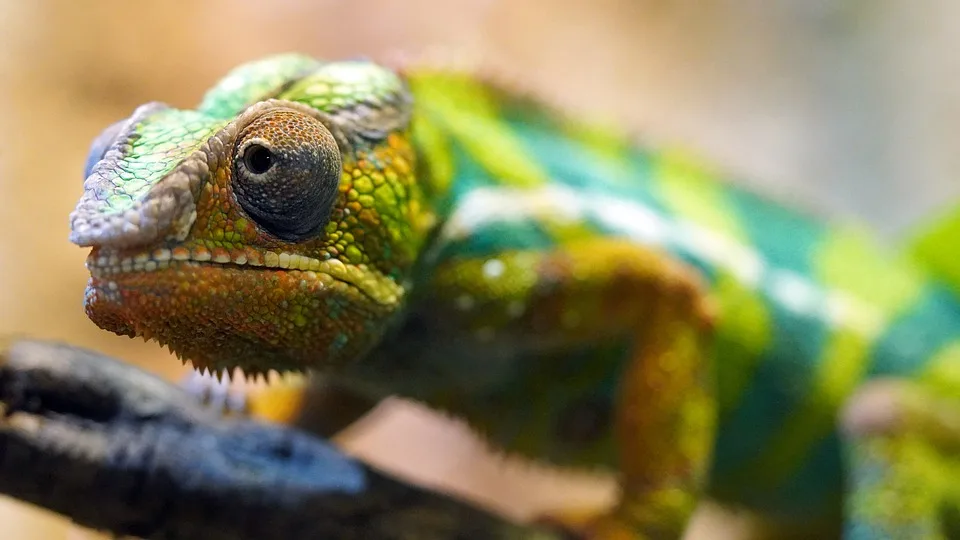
left=2, top=1, right=960, bottom=538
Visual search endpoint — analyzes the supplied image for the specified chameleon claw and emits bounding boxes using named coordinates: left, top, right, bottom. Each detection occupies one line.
left=180, top=369, right=249, bottom=417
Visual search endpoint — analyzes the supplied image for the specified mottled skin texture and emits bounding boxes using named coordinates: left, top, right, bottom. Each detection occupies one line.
left=71, top=54, right=960, bottom=538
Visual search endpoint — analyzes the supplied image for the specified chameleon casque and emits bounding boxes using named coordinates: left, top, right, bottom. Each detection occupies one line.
left=68, top=53, right=960, bottom=539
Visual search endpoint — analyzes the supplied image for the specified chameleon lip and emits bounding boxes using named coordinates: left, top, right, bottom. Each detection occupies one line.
left=84, top=247, right=402, bottom=306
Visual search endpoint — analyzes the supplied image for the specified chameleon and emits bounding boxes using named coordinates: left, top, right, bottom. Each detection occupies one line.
left=68, top=53, right=960, bottom=539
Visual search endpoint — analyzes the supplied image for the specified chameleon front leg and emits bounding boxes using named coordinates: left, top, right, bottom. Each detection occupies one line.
left=373, top=238, right=718, bottom=539
left=841, top=378, right=960, bottom=539
left=589, top=280, right=716, bottom=540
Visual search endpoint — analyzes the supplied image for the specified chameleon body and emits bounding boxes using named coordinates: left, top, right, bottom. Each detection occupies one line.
left=70, top=54, right=960, bottom=538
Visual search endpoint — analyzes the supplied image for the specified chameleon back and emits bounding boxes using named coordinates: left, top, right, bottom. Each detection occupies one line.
left=402, top=66, right=960, bottom=520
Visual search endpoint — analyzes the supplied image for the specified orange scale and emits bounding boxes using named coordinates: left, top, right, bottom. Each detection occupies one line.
left=357, top=208, right=380, bottom=226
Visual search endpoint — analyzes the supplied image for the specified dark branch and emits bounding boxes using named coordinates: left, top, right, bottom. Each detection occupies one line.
left=0, top=338, right=558, bottom=540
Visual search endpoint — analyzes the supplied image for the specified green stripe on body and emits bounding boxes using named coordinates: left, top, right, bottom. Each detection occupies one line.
left=406, top=74, right=550, bottom=189
left=919, top=341, right=960, bottom=398
left=650, top=151, right=781, bottom=416
left=410, top=108, right=457, bottom=214
left=746, top=227, right=924, bottom=488
left=653, top=150, right=747, bottom=241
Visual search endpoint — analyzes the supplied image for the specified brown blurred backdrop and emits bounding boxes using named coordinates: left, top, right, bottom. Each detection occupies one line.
left=2, top=1, right=960, bottom=538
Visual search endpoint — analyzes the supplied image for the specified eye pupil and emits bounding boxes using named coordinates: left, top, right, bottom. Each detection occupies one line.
left=244, top=144, right=274, bottom=175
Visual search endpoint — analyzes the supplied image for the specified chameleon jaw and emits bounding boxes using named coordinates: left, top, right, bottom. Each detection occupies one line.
left=82, top=248, right=403, bottom=376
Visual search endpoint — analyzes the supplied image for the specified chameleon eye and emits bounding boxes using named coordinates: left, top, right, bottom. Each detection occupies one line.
left=233, top=109, right=342, bottom=241
left=84, top=118, right=126, bottom=179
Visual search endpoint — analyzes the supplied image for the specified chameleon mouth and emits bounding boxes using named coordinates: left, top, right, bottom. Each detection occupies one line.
left=85, top=246, right=403, bottom=306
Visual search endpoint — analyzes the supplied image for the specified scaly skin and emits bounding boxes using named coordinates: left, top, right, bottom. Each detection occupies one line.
left=71, top=54, right=960, bottom=538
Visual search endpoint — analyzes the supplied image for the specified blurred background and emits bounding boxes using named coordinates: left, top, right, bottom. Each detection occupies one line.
left=2, top=0, right=960, bottom=538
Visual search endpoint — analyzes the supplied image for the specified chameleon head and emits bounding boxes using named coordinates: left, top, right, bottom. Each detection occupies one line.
left=69, top=54, right=434, bottom=376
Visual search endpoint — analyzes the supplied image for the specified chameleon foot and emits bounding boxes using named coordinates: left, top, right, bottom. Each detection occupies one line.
left=180, top=369, right=248, bottom=417
left=841, top=378, right=960, bottom=539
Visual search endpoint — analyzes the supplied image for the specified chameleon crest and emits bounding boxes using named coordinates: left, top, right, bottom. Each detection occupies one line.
left=71, top=55, right=434, bottom=375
